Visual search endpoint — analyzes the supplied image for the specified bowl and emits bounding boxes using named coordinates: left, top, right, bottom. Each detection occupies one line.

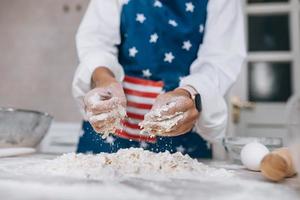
left=0, top=107, right=53, bottom=148
left=223, top=137, right=283, bottom=162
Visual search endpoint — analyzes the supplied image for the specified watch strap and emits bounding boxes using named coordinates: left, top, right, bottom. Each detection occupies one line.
left=179, top=85, right=202, bottom=112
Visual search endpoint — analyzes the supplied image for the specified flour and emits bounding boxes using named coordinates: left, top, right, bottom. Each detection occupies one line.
left=88, top=93, right=101, bottom=107
left=87, top=103, right=126, bottom=138
left=37, top=148, right=233, bottom=181
left=88, top=105, right=126, bottom=123
left=149, top=102, right=177, bottom=118
left=140, top=101, right=184, bottom=134
left=140, top=114, right=184, bottom=134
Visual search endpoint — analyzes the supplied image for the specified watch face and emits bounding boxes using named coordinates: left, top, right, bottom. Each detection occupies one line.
left=195, top=94, right=202, bottom=112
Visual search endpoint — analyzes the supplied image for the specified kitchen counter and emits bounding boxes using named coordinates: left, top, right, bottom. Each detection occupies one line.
left=0, top=153, right=299, bottom=200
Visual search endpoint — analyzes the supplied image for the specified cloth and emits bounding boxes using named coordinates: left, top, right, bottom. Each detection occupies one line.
left=118, top=0, right=208, bottom=91
left=77, top=121, right=212, bottom=159
left=72, top=0, right=246, bottom=142
left=115, top=76, right=163, bottom=142
left=114, top=0, right=207, bottom=142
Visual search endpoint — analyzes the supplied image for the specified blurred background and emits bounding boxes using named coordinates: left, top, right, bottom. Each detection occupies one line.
left=0, top=0, right=85, bottom=122
left=227, top=0, right=300, bottom=146
left=0, top=0, right=299, bottom=155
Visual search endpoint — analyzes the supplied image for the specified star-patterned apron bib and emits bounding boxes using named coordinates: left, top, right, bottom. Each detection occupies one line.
left=77, top=0, right=212, bottom=158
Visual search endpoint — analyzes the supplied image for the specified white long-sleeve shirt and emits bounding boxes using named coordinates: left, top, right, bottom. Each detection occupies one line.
left=72, top=0, right=246, bottom=143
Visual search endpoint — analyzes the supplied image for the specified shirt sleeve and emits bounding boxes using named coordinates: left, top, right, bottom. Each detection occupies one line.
left=72, top=0, right=124, bottom=116
left=180, top=0, right=247, bottom=142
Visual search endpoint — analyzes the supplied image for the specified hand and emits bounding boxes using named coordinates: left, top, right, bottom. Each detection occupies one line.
left=141, top=88, right=199, bottom=137
left=84, top=67, right=126, bottom=135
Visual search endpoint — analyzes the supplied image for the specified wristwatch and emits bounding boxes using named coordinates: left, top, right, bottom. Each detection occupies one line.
left=179, top=85, right=202, bottom=113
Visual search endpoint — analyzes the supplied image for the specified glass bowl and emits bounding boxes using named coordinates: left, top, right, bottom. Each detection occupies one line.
left=223, top=137, right=283, bottom=162
left=0, top=107, right=53, bottom=148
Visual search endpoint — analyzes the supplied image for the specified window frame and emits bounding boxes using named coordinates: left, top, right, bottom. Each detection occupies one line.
left=243, top=0, right=300, bottom=98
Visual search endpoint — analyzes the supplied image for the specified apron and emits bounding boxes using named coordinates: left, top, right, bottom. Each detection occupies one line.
left=77, top=0, right=212, bottom=158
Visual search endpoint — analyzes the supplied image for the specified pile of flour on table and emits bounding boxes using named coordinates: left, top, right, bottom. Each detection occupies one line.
left=38, top=148, right=233, bottom=180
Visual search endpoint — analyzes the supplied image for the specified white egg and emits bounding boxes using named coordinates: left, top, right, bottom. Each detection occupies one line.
left=240, top=142, right=270, bottom=171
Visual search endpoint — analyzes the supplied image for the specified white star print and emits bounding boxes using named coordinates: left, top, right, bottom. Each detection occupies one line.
left=176, top=145, right=185, bottom=153
left=86, top=151, right=93, bottom=155
left=187, top=147, right=195, bottom=153
left=164, top=52, right=175, bottom=63
left=168, top=20, right=178, bottom=27
left=105, top=136, right=115, bottom=144
left=129, top=47, right=138, bottom=57
left=136, top=13, right=146, bottom=23
left=179, top=76, right=185, bottom=81
left=206, top=142, right=211, bottom=149
left=185, top=2, right=195, bottom=12
left=182, top=40, right=192, bottom=51
left=140, top=141, right=148, bottom=148
left=79, top=131, right=84, bottom=137
left=199, top=24, right=204, bottom=33
left=154, top=0, right=162, bottom=7
left=149, top=33, right=159, bottom=43
left=123, top=0, right=130, bottom=5
left=142, top=69, right=152, bottom=78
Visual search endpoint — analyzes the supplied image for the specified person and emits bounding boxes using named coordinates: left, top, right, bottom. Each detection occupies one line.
left=72, top=0, right=246, bottom=158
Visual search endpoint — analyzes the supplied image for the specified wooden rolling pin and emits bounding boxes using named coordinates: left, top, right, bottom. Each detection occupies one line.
left=260, top=148, right=297, bottom=182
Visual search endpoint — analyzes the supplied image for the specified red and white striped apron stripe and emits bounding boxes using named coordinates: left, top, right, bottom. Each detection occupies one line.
left=126, top=106, right=149, bottom=116
left=124, top=88, right=159, bottom=98
left=124, top=76, right=164, bottom=87
left=127, top=101, right=153, bottom=110
left=122, top=120, right=140, bottom=129
left=123, top=82, right=162, bottom=93
left=115, top=76, right=164, bottom=143
left=127, top=112, right=145, bottom=120
left=126, top=94, right=156, bottom=105
left=126, top=118, right=143, bottom=125
left=122, top=126, right=141, bottom=135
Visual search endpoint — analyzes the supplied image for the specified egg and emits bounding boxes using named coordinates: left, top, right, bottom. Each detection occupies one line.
left=240, top=142, right=270, bottom=171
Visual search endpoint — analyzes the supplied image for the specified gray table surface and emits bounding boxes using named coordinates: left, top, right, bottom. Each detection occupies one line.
left=0, top=153, right=299, bottom=200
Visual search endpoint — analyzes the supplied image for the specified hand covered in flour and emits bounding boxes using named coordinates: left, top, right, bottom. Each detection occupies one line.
left=140, top=88, right=199, bottom=137
left=84, top=67, right=127, bottom=136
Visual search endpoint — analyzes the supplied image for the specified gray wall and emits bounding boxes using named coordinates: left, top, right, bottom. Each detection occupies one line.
left=0, top=0, right=89, bottom=122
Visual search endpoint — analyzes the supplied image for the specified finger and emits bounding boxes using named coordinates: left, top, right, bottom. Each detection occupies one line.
left=149, top=97, right=194, bottom=120
left=150, top=123, right=194, bottom=137
left=93, top=125, right=114, bottom=134
left=144, top=124, right=165, bottom=135
left=93, top=123, right=115, bottom=134
left=107, top=83, right=127, bottom=107
left=165, top=97, right=193, bottom=114
left=145, top=109, right=198, bottom=135
left=84, top=89, right=111, bottom=105
left=145, top=107, right=198, bottom=131
left=87, top=98, right=122, bottom=115
left=84, top=86, right=117, bottom=106
left=91, top=118, right=117, bottom=133
left=171, top=109, right=199, bottom=128
left=153, top=121, right=195, bottom=137
left=92, top=117, right=117, bottom=129
left=89, top=113, right=117, bottom=124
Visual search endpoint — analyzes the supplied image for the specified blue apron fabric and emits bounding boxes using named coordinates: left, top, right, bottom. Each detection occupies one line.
left=119, top=0, right=208, bottom=91
left=77, top=0, right=212, bottom=158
